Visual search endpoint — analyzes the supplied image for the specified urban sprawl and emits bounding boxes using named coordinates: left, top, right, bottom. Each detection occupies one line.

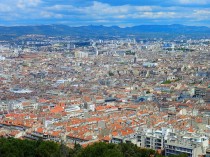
left=0, top=35, right=210, bottom=157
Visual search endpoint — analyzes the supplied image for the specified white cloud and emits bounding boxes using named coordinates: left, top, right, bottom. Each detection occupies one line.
left=46, top=5, right=75, bottom=11
left=0, top=4, right=12, bottom=12
left=69, top=2, right=181, bottom=20
left=193, top=9, right=210, bottom=20
left=0, top=0, right=209, bottom=26
left=17, top=0, right=41, bottom=9
left=128, top=12, right=177, bottom=19
left=82, top=1, right=154, bottom=15
left=178, top=0, right=210, bottom=5
left=40, top=11, right=53, bottom=18
left=40, top=11, right=64, bottom=18
left=194, top=10, right=210, bottom=14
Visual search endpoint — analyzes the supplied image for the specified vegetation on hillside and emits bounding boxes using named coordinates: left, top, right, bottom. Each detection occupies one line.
left=0, top=137, right=187, bottom=157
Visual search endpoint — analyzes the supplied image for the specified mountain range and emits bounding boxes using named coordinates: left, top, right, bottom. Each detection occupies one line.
left=0, top=24, right=210, bottom=39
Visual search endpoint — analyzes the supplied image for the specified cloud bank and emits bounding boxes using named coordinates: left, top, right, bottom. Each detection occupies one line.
left=0, top=0, right=209, bottom=27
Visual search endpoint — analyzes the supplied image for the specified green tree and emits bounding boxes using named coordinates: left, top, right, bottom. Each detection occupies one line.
left=35, top=141, right=60, bottom=157
left=108, top=71, right=114, bottom=76
left=77, top=142, right=122, bottom=157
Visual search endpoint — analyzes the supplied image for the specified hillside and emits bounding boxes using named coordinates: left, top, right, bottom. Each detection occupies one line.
left=0, top=137, right=187, bottom=157
left=0, top=24, right=210, bottom=39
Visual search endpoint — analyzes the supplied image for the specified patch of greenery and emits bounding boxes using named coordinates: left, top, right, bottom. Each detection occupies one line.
left=0, top=137, right=62, bottom=157
left=108, top=71, right=114, bottom=76
left=146, top=91, right=150, bottom=94
left=0, top=138, right=188, bottom=157
left=162, top=80, right=172, bottom=84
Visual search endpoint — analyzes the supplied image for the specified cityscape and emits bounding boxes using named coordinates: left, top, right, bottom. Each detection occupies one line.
left=0, top=0, right=210, bottom=157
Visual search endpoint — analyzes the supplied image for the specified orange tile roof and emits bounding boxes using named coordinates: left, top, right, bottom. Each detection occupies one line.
left=188, top=126, right=195, bottom=133
left=101, top=135, right=111, bottom=141
left=51, top=131, right=60, bottom=137
left=50, top=106, right=64, bottom=113
left=121, top=129, right=134, bottom=136
left=36, top=128, right=44, bottom=134
left=112, top=131, right=118, bottom=136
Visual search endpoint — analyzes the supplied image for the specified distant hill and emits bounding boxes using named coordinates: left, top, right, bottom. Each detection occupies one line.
left=0, top=24, right=210, bottom=39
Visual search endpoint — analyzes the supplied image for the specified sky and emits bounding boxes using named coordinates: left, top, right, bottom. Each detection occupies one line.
left=0, top=0, right=210, bottom=27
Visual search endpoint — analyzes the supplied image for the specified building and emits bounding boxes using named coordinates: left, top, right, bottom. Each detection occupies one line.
left=165, top=135, right=208, bottom=157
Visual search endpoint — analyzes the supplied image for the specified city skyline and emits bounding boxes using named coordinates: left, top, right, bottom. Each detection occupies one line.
left=0, top=0, right=210, bottom=27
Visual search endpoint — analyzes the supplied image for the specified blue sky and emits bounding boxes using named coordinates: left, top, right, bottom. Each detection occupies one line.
left=0, top=0, right=210, bottom=27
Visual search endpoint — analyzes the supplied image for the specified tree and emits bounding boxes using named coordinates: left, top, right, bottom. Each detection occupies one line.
left=0, top=137, right=190, bottom=157
left=35, top=140, right=60, bottom=157
left=77, top=142, right=122, bottom=157
left=108, top=71, right=114, bottom=76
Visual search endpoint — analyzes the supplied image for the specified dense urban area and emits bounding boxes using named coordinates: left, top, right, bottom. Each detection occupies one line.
left=0, top=35, right=210, bottom=157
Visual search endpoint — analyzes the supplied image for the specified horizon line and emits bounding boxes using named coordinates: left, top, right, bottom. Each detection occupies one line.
left=0, top=24, right=209, bottom=28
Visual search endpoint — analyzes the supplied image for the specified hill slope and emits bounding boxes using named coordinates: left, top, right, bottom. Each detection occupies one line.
left=0, top=24, right=209, bottom=39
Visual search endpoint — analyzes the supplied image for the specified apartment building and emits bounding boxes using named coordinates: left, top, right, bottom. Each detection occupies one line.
left=165, top=135, right=208, bottom=157
left=111, top=127, right=209, bottom=157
